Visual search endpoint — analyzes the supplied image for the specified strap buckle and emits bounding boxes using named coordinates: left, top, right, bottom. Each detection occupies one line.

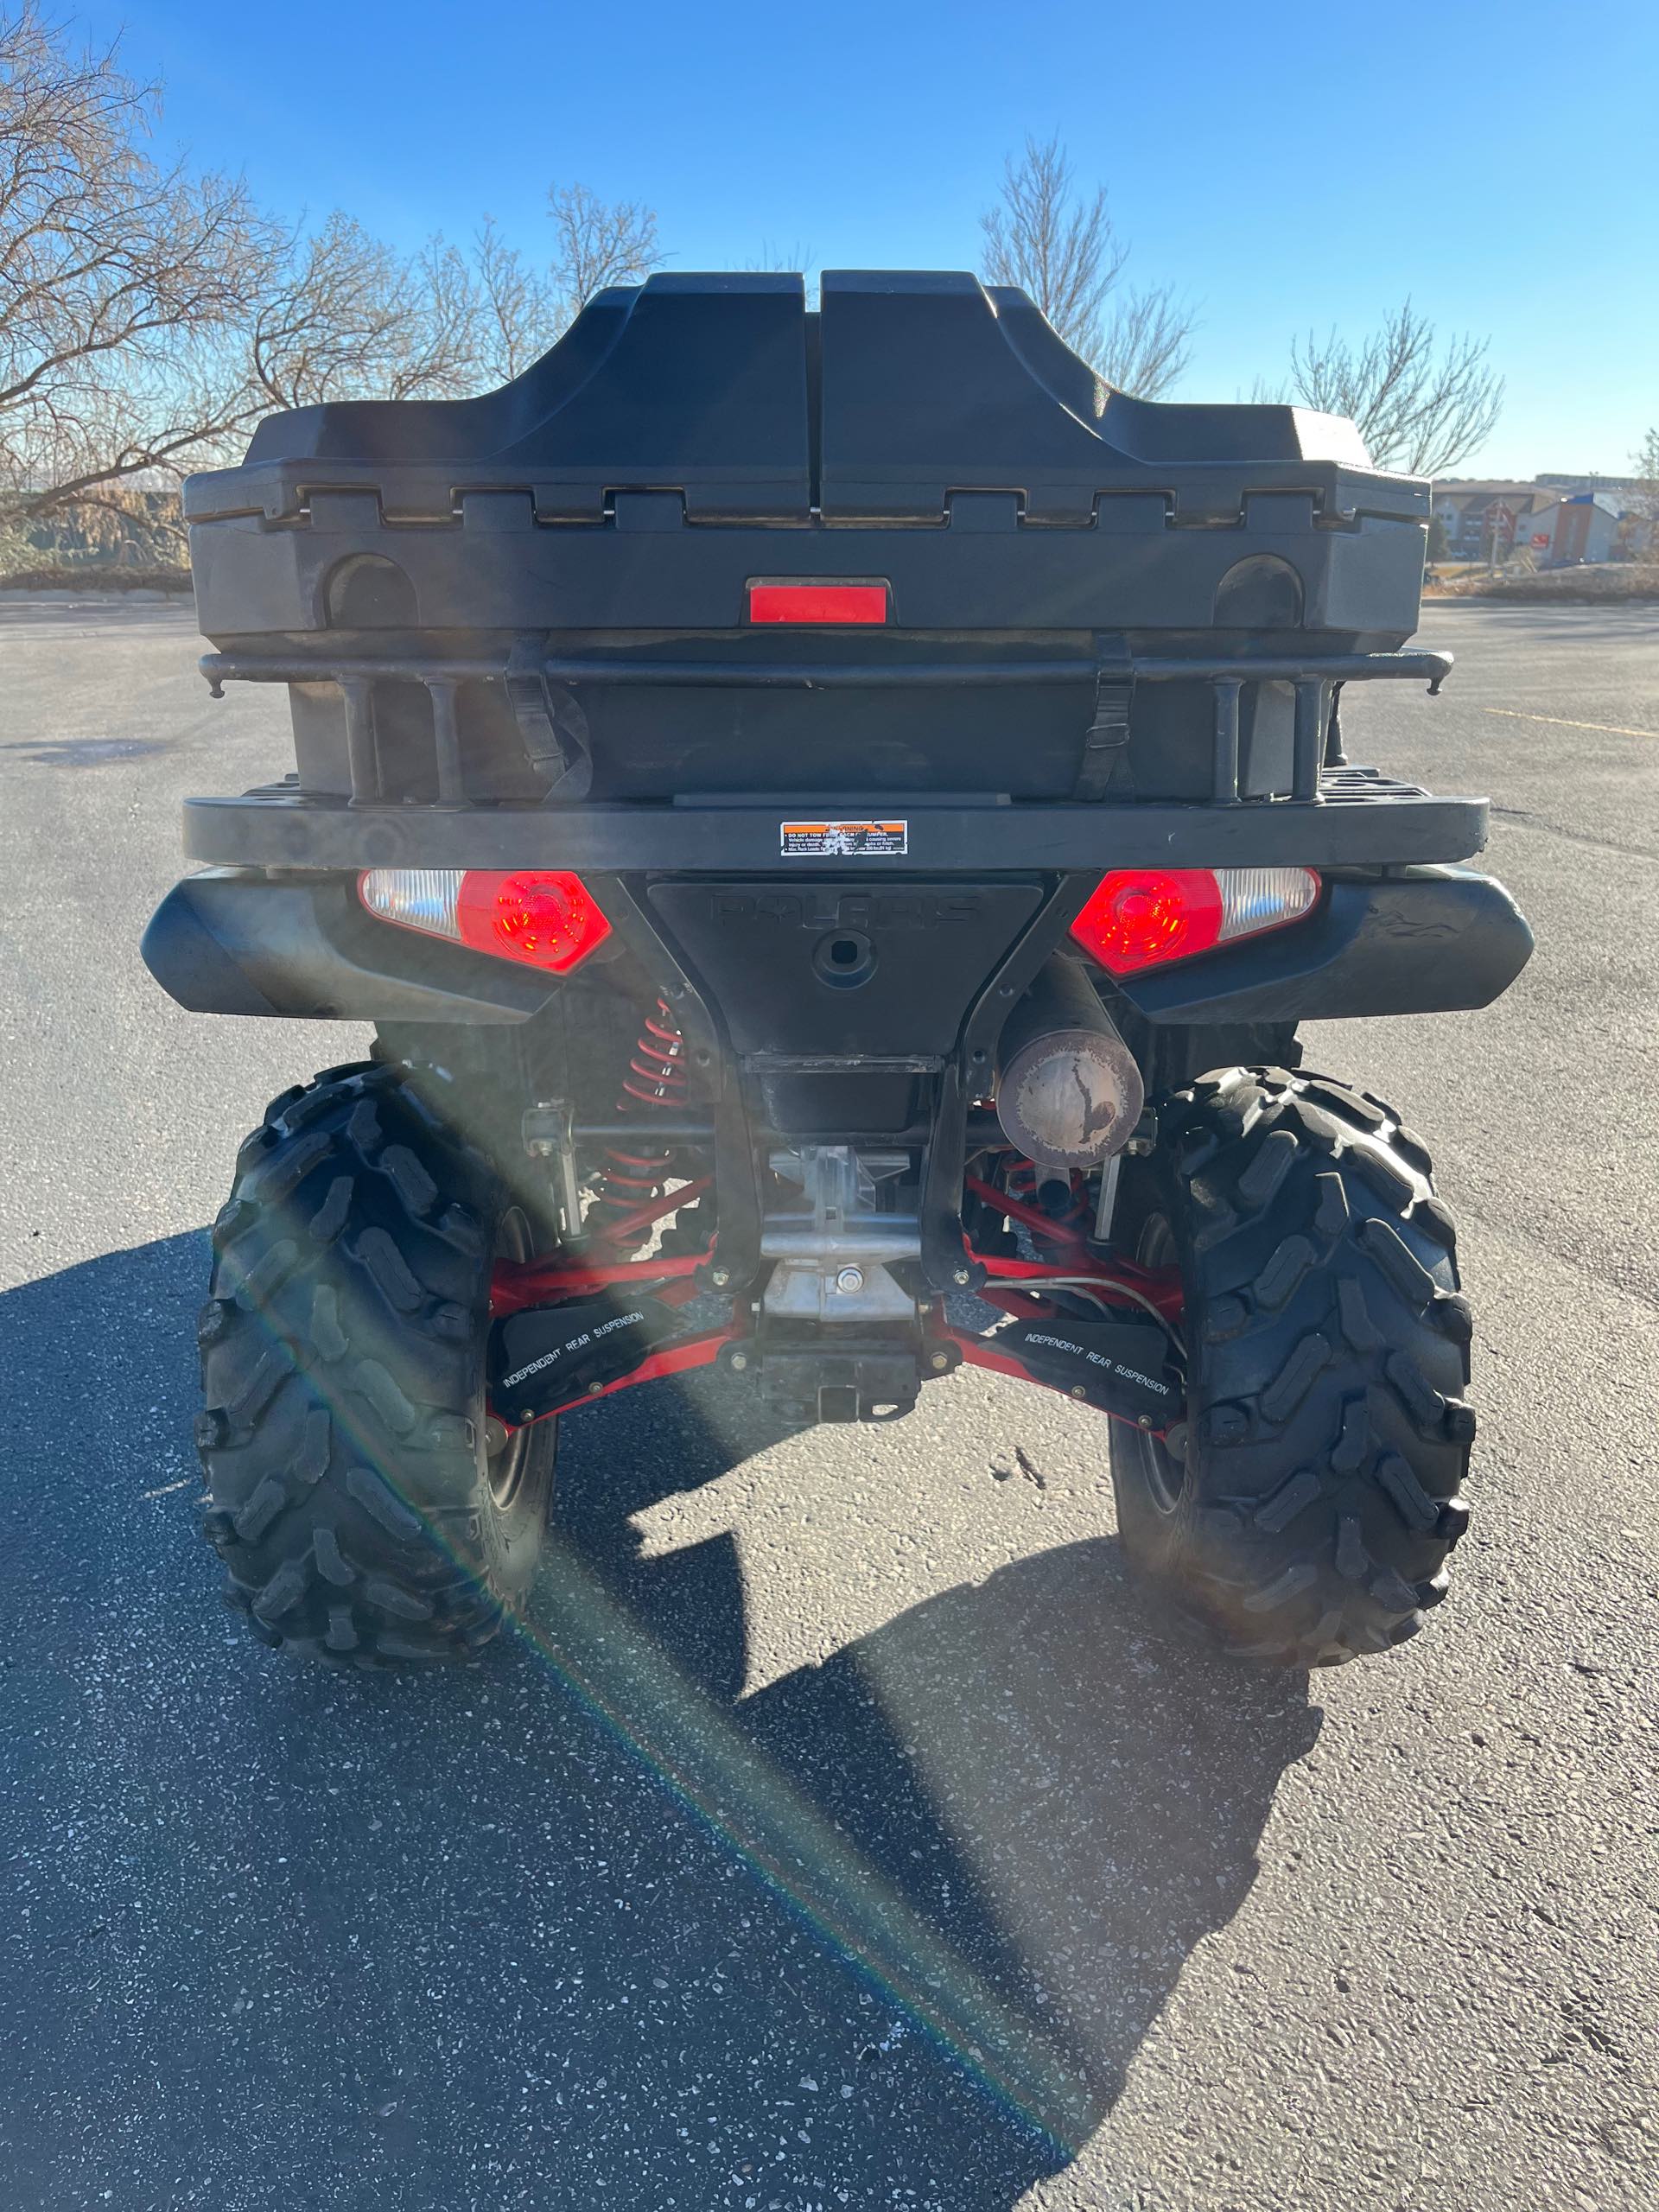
left=1074, top=631, right=1135, bottom=801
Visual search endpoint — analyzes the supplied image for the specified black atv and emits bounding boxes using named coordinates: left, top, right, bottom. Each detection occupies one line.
left=143, top=270, right=1531, bottom=1670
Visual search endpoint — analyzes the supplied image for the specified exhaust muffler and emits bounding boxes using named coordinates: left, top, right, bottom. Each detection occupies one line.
left=994, top=957, right=1144, bottom=1173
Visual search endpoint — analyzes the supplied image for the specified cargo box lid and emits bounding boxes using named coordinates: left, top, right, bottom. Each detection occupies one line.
left=185, top=270, right=1426, bottom=530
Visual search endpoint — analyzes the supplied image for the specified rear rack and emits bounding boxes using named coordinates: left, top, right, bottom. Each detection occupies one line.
left=200, top=640, right=1452, bottom=814
left=181, top=779, right=1485, bottom=874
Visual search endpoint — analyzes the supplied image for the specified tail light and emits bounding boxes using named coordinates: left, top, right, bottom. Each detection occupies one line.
left=359, top=868, right=612, bottom=974
left=1070, top=868, right=1320, bottom=976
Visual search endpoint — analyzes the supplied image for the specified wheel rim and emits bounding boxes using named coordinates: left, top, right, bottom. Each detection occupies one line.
left=486, top=1208, right=536, bottom=1511
left=1127, top=1211, right=1187, bottom=1515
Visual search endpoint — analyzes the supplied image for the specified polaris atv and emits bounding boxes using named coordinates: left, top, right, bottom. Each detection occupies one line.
left=143, top=270, right=1532, bottom=1669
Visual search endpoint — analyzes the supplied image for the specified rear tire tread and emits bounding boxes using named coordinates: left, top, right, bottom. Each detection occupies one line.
left=197, top=1063, right=554, bottom=1667
left=1109, top=1065, right=1473, bottom=1667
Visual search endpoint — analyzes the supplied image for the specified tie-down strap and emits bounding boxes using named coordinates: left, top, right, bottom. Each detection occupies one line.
left=505, top=633, right=594, bottom=800
left=1073, top=631, right=1135, bottom=801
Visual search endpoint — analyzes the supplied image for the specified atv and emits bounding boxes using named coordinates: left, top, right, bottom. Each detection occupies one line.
left=143, top=270, right=1532, bottom=1669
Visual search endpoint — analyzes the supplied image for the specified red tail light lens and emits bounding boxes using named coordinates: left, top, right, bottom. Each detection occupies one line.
left=359, top=869, right=612, bottom=974
left=1072, top=869, right=1224, bottom=973
left=1071, top=868, right=1319, bottom=976
left=747, top=580, right=888, bottom=625
left=457, top=871, right=611, bottom=972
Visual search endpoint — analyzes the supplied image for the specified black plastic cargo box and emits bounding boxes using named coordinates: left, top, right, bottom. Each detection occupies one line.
left=181, top=271, right=1471, bottom=870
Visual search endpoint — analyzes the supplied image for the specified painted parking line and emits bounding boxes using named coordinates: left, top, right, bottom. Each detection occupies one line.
left=1479, top=707, right=1657, bottom=739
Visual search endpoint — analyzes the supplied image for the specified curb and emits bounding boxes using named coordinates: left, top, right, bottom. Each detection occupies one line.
left=0, top=585, right=192, bottom=604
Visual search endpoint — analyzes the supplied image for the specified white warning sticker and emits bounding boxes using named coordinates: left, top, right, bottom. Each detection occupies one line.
left=780, top=819, right=908, bottom=857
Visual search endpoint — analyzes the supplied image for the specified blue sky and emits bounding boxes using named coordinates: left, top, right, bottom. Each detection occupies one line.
left=82, top=0, right=1656, bottom=478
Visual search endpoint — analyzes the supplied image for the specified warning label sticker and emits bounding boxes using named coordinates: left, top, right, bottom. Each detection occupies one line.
left=780, top=819, right=908, bottom=857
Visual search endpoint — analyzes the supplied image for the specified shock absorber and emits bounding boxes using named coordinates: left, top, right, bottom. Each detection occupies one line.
left=591, top=996, right=688, bottom=1248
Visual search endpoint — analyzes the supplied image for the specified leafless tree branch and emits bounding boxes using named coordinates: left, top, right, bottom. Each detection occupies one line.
left=546, top=181, right=663, bottom=328
left=1096, top=283, right=1192, bottom=404
left=981, top=135, right=1123, bottom=354
left=1279, top=300, right=1504, bottom=476
left=0, top=3, right=285, bottom=533
left=744, top=240, right=813, bottom=275
left=1629, top=426, right=1659, bottom=522
left=0, top=6, right=664, bottom=557
left=467, top=214, right=557, bottom=382
left=979, top=134, right=1192, bottom=397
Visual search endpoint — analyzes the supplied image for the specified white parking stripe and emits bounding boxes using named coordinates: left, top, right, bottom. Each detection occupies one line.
left=1479, top=706, right=1656, bottom=739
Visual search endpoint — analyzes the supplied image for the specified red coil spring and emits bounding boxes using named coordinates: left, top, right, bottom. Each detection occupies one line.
left=591, top=996, right=688, bottom=1247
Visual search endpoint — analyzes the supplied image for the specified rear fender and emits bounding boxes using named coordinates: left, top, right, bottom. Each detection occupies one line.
left=141, top=870, right=556, bottom=1022
left=142, top=863, right=1534, bottom=1032
left=1111, top=866, right=1533, bottom=1027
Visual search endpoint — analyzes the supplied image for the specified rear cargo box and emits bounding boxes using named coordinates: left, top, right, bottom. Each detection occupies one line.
left=183, top=271, right=1433, bottom=813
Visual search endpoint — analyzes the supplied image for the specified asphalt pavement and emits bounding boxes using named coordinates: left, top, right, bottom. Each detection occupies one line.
left=1, top=599, right=1656, bottom=2211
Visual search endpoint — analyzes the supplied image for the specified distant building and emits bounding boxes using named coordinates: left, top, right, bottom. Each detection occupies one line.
left=1432, top=474, right=1653, bottom=563
left=1430, top=481, right=1556, bottom=558
left=1534, top=474, right=1643, bottom=494
left=1518, top=492, right=1624, bottom=567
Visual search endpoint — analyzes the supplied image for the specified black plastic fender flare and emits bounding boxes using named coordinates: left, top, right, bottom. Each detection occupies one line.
left=1111, top=865, right=1533, bottom=1026
left=141, top=862, right=1532, bottom=1028
left=140, top=869, right=556, bottom=1023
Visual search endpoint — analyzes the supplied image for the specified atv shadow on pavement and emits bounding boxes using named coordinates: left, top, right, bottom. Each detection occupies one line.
left=1, top=1230, right=1321, bottom=2210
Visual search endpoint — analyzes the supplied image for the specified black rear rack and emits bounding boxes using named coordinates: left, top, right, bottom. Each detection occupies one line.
left=181, top=777, right=1484, bottom=875
left=200, top=641, right=1453, bottom=814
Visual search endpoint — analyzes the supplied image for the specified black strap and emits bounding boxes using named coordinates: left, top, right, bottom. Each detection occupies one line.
left=1073, top=631, right=1135, bottom=800
left=505, top=633, right=594, bottom=800
left=1324, top=677, right=1348, bottom=769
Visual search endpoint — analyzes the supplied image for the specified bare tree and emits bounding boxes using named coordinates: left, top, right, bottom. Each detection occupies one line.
left=1629, top=426, right=1659, bottom=521
left=981, top=136, right=1123, bottom=353
left=466, top=214, right=557, bottom=382
left=1095, top=284, right=1192, bottom=404
left=1279, top=301, right=1503, bottom=476
left=979, top=135, right=1192, bottom=397
left=429, top=186, right=662, bottom=382
left=252, top=195, right=650, bottom=411
left=0, top=3, right=280, bottom=532
left=245, top=214, right=483, bottom=413
left=546, top=181, right=663, bottom=327
left=0, top=8, right=665, bottom=564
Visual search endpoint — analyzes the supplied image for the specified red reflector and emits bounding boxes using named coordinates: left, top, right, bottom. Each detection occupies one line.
left=1071, top=870, right=1223, bottom=976
left=456, top=870, right=612, bottom=974
left=748, top=581, right=887, bottom=625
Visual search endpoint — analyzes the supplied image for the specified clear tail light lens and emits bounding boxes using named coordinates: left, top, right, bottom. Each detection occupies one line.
left=1215, top=867, right=1322, bottom=944
left=1070, top=867, right=1319, bottom=976
left=359, top=868, right=462, bottom=940
left=359, top=868, right=612, bottom=974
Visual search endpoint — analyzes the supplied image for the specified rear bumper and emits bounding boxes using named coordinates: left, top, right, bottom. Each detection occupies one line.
left=143, top=863, right=1532, bottom=1028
